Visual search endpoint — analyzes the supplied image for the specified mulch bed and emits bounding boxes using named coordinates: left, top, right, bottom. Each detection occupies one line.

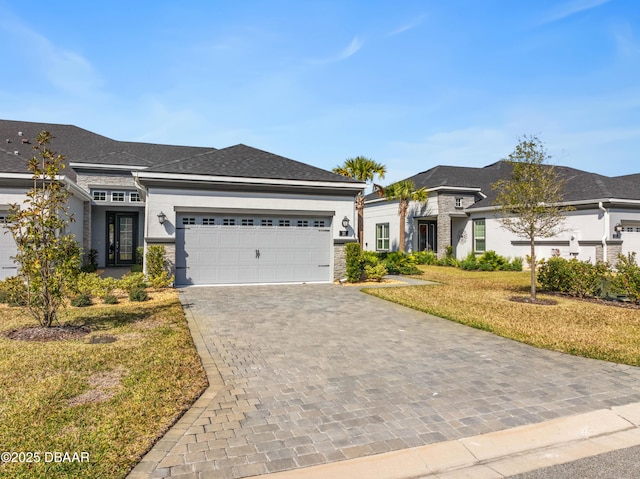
left=3, top=325, right=91, bottom=342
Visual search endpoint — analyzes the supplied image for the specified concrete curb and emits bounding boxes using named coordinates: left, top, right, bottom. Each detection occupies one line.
left=257, top=402, right=640, bottom=479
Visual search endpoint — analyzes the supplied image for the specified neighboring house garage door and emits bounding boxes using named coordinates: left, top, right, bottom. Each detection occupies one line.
left=621, top=223, right=640, bottom=256
left=175, top=214, right=332, bottom=286
left=0, top=214, right=18, bottom=280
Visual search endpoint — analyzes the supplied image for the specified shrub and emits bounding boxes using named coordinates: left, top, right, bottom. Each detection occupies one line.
left=361, top=250, right=380, bottom=268
left=384, top=252, right=422, bottom=275
left=345, top=243, right=363, bottom=282
left=73, top=272, right=102, bottom=297
left=103, top=294, right=119, bottom=305
left=136, top=246, right=144, bottom=265
left=611, top=253, right=640, bottom=302
left=538, top=257, right=610, bottom=298
left=70, top=293, right=92, bottom=307
left=119, top=272, right=147, bottom=293
left=508, top=257, right=524, bottom=272
left=0, top=277, right=27, bottom=306
left=129, top=287, right=148, bottom=302
left=80, top=249, right=99, bottom=273
left=130, top=264, right=143, bottom=273
left=412, top=251, right=437, bottom=265
left=146, top=245, right=174, bottom=288
left=364, top=263, right=388, bottom=282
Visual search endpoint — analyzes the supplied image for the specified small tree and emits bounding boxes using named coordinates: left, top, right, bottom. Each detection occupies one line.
left=7, top=131, right=81, bottom=327
left=333, top=156, right=386, bottom=247
left=383, top=180, right=427, bottom=252
left=492, top=135, right=573, bottom=300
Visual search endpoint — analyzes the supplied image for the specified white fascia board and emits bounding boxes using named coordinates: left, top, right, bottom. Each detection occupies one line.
left=70, top=162, right=148, bottom=171
left=133, top=171, right=365, bottom=190
left=425, top=186, right=482, bottom=193
left=1, top=173, right=32, bottom=180
left=0, top=173, right=91, bottom=200
left=467, top=197, right=640, bottom=213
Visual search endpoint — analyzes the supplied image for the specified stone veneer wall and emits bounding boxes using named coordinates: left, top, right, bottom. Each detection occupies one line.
left=595, top=241, right=622, bottom=266
left=333, top=242, right=347, bottom=280
left=435, top=194, right=476, bottom=259
left=75, top=172, right=138, bottom=192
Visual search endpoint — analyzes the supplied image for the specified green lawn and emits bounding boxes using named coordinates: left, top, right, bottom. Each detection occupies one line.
left=365, top=266, right=640, bottom=366
left=0, top=291, right=207, bottom=479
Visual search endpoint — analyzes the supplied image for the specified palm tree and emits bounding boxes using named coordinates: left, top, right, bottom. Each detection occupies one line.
left=333, top=156, right=386, bottom=247
left=383, top=180, right=427, bottom=252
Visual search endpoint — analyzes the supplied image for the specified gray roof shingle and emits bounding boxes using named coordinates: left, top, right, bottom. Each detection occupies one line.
left=147, top=144, right=358, bottom=183
left=367, top=161, right=640, bottom=206
left=1, top=120, right=354, bottom=184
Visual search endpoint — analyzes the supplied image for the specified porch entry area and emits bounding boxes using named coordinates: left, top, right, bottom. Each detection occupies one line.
left=418, top=220, right=437, bottom=252
left=106, top=212, right=138, bottom=266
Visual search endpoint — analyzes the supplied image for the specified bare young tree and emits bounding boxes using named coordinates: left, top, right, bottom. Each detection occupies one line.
left=492, top=135, right=574, bottom=300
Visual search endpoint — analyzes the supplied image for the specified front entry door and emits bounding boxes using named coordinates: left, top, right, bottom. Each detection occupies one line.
left=107, top=212, right=138, bottom=266
left=418, top=221, right=437, bottom=252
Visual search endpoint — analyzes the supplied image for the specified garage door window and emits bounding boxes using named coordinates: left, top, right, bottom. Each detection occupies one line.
left=182, top=217, right=195, bottom=225
left=261, top=219, right=273, bottom=226
left=297, top=220, right=309, bottom=227
left=242, top=219, right=254, bottom=226
left=223, top=218, right=236, bottom=226
left=202, top=218, right=215, bottom=225
left=279, top=220, right=291, bottom=227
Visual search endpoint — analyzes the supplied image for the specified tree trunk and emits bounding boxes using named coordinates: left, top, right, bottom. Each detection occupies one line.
left=399, top=201, right=407, bottom=252
left=356, top=193, right=364, bottom=248
left=530, top=239, right=537, bottom=300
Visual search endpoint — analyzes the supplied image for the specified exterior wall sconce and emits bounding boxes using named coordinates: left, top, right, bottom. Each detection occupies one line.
left=340, top=216, right=350, bottom=237
left=157, top=211, right=167, bottom=225
left=614, top=223, right=623, bottom=234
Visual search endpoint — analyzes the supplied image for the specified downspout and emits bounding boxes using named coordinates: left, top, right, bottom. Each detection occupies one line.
left=599, top=202, right=608, bottom=263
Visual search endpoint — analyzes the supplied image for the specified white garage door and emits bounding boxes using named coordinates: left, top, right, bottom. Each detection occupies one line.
left=621, top=223, right=640, bottom=257
left=0, top=214, right=18, bottom=280
left=175, top=214, right=332, bottom=286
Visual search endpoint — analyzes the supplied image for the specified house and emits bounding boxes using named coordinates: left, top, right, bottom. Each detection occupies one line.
left=0, top=120, right=364, bottom=285
left=363, top=161, right=640, bottom=264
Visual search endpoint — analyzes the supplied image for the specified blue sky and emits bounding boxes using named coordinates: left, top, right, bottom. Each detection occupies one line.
left=1, top=0, right=638, bottom=183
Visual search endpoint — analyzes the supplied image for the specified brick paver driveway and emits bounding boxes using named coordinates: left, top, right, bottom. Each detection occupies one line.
left=131, top=283, right=640, bottom=479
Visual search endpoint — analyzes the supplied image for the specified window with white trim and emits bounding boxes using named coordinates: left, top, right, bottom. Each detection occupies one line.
left=376, top=223, right=390, bottom=251
left=455, top=197, right=463, bottom=208
left=130, top=192, right=142, bottom=203
left=92, top=191, right=106, bottom=202
left=111, top=192, right=125, bottom=202
left=473, top=219, right=486, bottom=252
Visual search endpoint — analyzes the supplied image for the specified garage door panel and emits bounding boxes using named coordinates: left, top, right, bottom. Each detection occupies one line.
left=176, top=216, right=332, bottom=285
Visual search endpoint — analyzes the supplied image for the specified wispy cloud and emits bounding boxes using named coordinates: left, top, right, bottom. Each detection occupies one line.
left=0, top=6, right=102, bottom=95
left=612, top=23, right=640, bottom=57
left=387, top=14, right=426, bottom=37
left=308, top=36, right=364, bottom=65
left=540, top=0, right=612, bottom=24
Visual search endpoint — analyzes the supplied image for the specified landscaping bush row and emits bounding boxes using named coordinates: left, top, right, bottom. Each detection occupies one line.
left=0, top=245, right=174, bottom=307
left=537, top=253, right=640, bottom=301
left=344, top=244, right=522, bottom=283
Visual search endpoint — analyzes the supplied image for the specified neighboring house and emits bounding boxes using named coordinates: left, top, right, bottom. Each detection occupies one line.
left=0, top=120, right=364, bottom=285
left=364, top=161, right=640, bottom=264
